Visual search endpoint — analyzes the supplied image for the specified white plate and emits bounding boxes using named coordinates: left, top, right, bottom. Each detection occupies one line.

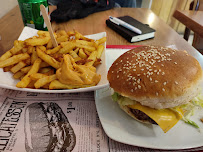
left=0, top=27, right=108, bottom=93
left=95, top=47, right=203, bottom=150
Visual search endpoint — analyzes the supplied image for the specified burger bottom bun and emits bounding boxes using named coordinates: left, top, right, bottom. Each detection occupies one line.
left=126, top=83, right=202, bottom=109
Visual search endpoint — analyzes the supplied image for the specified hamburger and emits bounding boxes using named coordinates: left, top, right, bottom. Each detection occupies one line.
left=107, top=45, right=203, bottom=133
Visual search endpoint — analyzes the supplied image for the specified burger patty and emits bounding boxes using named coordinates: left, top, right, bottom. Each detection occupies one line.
left=130, top=109, right=157, bottom=125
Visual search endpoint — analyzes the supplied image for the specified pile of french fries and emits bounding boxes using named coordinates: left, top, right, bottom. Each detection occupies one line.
left=0, top=30, right=106, bottom=90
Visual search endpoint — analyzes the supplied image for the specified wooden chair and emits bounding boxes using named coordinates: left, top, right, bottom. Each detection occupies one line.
left=184, top=0, right=200, bottom=41
left=173, top=0, right=203, bottom=53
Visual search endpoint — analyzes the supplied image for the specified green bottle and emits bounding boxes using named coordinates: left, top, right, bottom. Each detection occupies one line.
left=17, top=0, right=48, bottom=31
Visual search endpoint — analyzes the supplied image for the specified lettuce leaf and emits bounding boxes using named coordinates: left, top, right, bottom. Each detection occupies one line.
left=182, top=117, right=199, bottom=128
left=173, top=93, right=203, bottom=129
left=111, top=92, right=120, bottom=102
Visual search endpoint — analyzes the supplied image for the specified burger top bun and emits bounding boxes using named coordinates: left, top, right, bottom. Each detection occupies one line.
left=107, top=46, right=203, bottom=109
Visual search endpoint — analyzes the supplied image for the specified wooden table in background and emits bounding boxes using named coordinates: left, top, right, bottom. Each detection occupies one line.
left=0, top=6, right=202, bottom=65
left=173, top=10, right=203, bottom=53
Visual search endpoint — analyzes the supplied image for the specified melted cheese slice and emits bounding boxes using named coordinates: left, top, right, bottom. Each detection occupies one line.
left=128, top=104, right=183, bottom=133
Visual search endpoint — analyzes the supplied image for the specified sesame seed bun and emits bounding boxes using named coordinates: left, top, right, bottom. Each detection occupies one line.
left=107, top=46, right=203, bottom=109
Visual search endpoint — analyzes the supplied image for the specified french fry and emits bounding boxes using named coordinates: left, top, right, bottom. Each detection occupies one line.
left=0, top=53, right=29, bottom=68
left=27, top=46, right=35, bottom=54
left=10, top=40, right=24, bottom=55
left=13, top=71, right=24, bottom=79
left=57, top=30, right=67, bottom=36
left=56, top=35, right=68, bottom=43
left=16, top=58, right=42, bottom=88
left=78, top=49, right=87, bottom=59
left=27, top=80, right=36, bottom=88
left=39, top=67, right=52, bottom=73
left=46, top=40, right=53, bottom=49
left=94, top=37, right=106, bottom=47
left=38, top=45, right=46, bottom=52
left=36, top=47, right=60, bottom=69
left=0, top=51, right=12, bottom=61
left=42, top=83, right=50, bottom=89
left=74, top=48, right=79, bottom=54
left=10, top=61, right=26, bottom=73
left=85, top=51, right=97, bottom=66
left=22, top=47, right=28, bottom=53
left=75, top=31, right=92, bottom=41
left=97, top=45, right=104, bottom=59
left=69, top=50, right=79, bottom=58
left=49, top=80, right=93, bottom=90
left=40, top=62, right=50, bottom=68
left=3, top=65, right=13, bottom=72
left=25, top=36, right=50, bottom=46
left=24, top=58, right=31, bottom=66
left=58, top=42, right=75, bottom=54
left=67, top=31, right=75, bottom=36
left=37, top=31, right=50, bottom=37
left=43, top=69, right=55, bottom=76
left=84, top=49, right=91, bottom=56
left=31, top=49, right=38, bottom=64
left=30, top=73, right=47, bottom=80
left=21, top=66, right=32, bottom=73
left=34, top=74, right=57, bottom=89
left=75, top=43, right=96, bottom=52
left=47, top=45, right=61, bottom=54
left=75, top=40, right=94, bottom=46
left=73, top=57, right=82, bottom=62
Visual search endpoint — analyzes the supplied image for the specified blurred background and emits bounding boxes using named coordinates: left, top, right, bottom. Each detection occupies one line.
left=0, top=0, right=199, bottom=45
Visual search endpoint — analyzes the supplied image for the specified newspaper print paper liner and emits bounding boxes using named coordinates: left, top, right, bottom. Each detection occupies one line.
left=95, top=47, right=203, bottom=150
left=0, top=26, right=108, bottom=93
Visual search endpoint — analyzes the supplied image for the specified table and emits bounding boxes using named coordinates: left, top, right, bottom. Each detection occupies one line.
left=0, top=5, right=203, bottom=152
left=173, top=10, right=203, bottom=38
left=173, top=10, right=203, bottom=53
left=0, top=6, right=202, bottom=65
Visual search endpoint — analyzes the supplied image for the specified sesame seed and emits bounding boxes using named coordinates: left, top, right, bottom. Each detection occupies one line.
left=174, top=62, right=177, bottom=64
left=155, top=80, right=158, bottom=83
left=163, top=82, right=167, bottom=85
left=156, top=92, right=159, bottom=96
left=131, top=89, right=134, bottom=92
left=162, top=88, right=165, bottom=92
left=138, top=85, right=141, bottom=89
left=175, top=81, right=179, bottom=85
